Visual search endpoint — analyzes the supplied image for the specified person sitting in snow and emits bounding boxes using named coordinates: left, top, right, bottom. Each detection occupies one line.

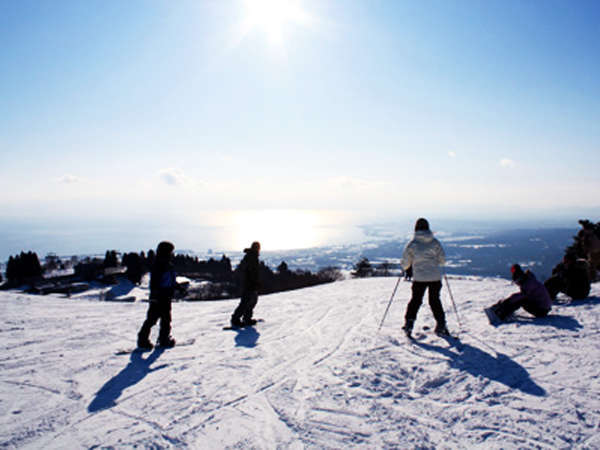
left=401, top=218, right=449, bottom=337
left=137, top=241, right=178, bottom=349
left=544, top=253, right=591, bottom=302
left=230, top=241, right=261, bottom=328
left=486, top=264, right=552, bottom=323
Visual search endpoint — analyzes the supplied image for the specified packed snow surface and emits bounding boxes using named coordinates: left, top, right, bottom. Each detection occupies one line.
left=1, top=277, right=599, bottom=448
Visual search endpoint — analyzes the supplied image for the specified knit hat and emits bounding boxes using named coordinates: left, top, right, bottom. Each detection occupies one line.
left=511, top=264, right=525, bottom=282
left=156, top=241, right=175, bottom=260
left=415, top=218, right=430, bottom=232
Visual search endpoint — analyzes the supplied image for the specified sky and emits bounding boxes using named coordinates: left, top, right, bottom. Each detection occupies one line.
left=1, top=0, right=599, bottom=256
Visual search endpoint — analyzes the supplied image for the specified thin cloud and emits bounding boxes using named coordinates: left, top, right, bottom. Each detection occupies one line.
left=500, top=158, right=516, bottom=168
left=159, top=168, right=187, bottom=186
left=448, top=151, right=457, bottom=158
left=158, top=168, right=203, bottom=189
left=55, top=174, right=83, bottom=184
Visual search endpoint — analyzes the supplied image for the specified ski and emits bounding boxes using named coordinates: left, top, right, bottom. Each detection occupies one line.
left=222, top=318, right=264, bottom=331
left=115, top=338, right=195, bottom=355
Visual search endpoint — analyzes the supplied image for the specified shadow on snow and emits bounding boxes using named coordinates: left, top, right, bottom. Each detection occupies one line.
left=555, top=296, right=600, bottom=308
left=510, top=313, right=583, bottom=330
left=233, top=327, right=260, bottom=348
left=88, top=347, right=167, bottom=412
left=414, top=340, right=547, bottom=397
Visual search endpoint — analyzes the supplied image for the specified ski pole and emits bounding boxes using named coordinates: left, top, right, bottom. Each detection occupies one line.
left=444, top=274, right=463, bottom=331
left=378, top=276, right=402, bottom=332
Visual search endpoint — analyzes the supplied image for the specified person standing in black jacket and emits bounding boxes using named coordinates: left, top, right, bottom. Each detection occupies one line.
left=231, top=241, right=261, bottom=327
left=137, top=241, right=177, bottom=349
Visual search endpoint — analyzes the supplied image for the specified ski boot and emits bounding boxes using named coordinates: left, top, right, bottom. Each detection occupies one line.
left=402, top=319, right=414, bottom=339
left=230, top=317, right=244, bottom=328
left=158, top=337, right=176, bottom=348
left=137, top=338, right=154, bottom=351
left=434, top=323, right=451, bottom=337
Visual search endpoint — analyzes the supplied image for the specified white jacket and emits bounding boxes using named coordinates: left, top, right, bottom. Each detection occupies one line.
left=402, top=230, right=446, bottom=282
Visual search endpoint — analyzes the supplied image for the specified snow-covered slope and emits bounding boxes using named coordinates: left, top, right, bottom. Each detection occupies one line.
left=1, top=277, right=599, bottom=448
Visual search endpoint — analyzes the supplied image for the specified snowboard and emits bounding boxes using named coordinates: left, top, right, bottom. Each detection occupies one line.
left=484, top=307, right=502, bottom=326
left=115, top=338, right=196, bottom=355
left=223, top=318, right=264, bottom=330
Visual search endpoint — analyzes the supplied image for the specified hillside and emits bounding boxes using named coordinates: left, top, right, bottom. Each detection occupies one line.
left=1, top=277, right=599, bottom=448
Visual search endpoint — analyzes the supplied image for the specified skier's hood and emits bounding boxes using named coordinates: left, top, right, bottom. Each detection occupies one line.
left=414, top=230, right=434, bottom=243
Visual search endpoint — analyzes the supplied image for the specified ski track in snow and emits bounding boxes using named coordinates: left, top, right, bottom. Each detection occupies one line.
left=1, top=278, right=600, bottom=448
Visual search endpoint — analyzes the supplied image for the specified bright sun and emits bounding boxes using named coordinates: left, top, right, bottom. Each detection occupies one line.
left=240, top=0, right=311, bottom=47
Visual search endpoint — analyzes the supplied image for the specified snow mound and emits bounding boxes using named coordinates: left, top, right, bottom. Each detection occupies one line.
left=1, top=277, right=599, bottom=448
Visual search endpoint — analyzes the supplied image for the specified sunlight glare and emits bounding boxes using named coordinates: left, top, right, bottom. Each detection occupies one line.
left=241, top=0, right=311, bottom=47
left=231, top=209, right=321, bottom=251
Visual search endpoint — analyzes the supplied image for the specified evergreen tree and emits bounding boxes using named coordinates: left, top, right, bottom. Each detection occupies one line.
left=103, top=250, right=119, bottom=268
left=352, top=257, right=373, bottom=278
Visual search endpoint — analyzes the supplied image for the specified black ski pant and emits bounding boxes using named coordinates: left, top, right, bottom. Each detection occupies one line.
left=232, top=290, right=258, bottom=323
left=138, top=300, right=172, bottom=343
left=405, top=281, right=446, bottom=326
left=495, top=293, right=549, bottom=319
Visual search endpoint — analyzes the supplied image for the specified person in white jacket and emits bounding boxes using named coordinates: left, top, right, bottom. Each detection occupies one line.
left=401, top=218, right=449, bottom=337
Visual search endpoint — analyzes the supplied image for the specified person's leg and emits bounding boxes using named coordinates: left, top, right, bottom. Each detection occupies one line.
left=138, top=302, right=160, bottom=346
left=232, top=292, right=250, bottom=325
left=158, top=301, right=173, bottom=345
left=521, top=300, right=550, bottom=318
left=427, top=281, right=446, bottom=330
left=404, top=282, right=427, bottom=331
left=242, top=291, right=258, bottom=324
left=495, top=293, right=526, bottom=319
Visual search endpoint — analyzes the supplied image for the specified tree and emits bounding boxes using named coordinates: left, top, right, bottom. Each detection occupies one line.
left=44, top=253, right=60, bottom=272
left=103, top=250, right=119, bottom=268
left=317, top=266, right=344, bottom=282
left=122, top=252, right=145, bottom=284
left=377, top=261, right=392, bottom=277
left=277, top=261, right=291, bottom=275
left=352, top=257, right=373, bottom=278
left=5, top=251, right=43, bottom=283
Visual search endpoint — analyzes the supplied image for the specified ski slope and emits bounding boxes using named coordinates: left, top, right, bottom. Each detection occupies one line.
left=1, top=277, right=599, bottom=448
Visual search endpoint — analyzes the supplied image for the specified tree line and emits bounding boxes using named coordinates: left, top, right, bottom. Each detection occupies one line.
left=1, top=249, right=344, bottom=300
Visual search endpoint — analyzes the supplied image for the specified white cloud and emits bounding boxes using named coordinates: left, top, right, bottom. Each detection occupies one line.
left=158, top=168, right=194, bottom=187
left=500, top=158, right=516, bottom=168
left=55, top=174, right=83, bottom=184
left=448, top=151, right=456, bottom=158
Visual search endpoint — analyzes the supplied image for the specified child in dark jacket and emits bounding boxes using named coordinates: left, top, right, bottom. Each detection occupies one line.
left=137, top=241, right=177, bottom=349
left=230, top=241, right=261, bottom=327
left=486, top=264, right=552, bottom=323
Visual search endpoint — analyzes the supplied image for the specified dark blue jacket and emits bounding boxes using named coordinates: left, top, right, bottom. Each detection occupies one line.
left=149, top=261, right=176, bottom=303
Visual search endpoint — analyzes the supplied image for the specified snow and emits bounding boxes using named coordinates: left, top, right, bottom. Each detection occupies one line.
left=1, top=277, right=600, bottom=448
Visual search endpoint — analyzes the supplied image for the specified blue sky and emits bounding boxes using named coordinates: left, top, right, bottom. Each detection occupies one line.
left=1, top=0, right=599, bottom=254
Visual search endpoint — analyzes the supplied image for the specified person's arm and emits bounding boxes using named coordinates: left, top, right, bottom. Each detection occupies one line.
left=437, top=241, right=446, bottom=266
left=402, top=243, right=413, bottom=271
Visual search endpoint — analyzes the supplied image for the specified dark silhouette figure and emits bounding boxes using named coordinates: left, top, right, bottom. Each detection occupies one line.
left=88, top=348, right=167, bottom=412
left=231, top=242, right=261, bottom=327
left=544, top=253, right=591, bottom=302
left=137, top=241, right=177, bottom=349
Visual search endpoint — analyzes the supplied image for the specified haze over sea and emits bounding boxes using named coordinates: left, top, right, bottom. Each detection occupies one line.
left=1, top=1, right=598, bottom=263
